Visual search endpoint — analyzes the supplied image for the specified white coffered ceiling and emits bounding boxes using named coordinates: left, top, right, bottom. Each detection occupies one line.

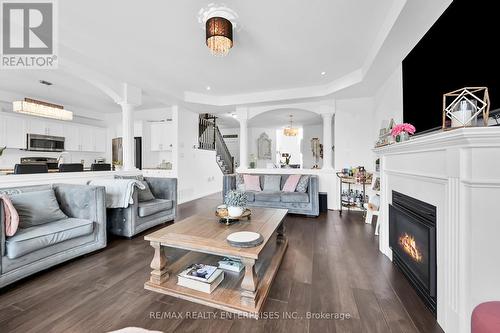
left=0, top=0, right=452, bottom=114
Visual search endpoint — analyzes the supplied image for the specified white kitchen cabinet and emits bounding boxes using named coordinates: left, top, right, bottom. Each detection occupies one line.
left=63, top=124, right=81, bottom=151
left=93, top=128, right=107, bottom=152
left=27, top=119, right=47, bottom=135
left=78, top=126, right=94, bottom=152
left=150, top=122, right=173, bottom=151
left=0, top=115, right=26, bottom=149
left=46, top=122, right=64, bottom=137
left=27, top=119, right=65, bottom=137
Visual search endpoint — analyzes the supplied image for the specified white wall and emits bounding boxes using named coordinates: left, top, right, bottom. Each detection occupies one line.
left=302, top=124, right=323, bottom=169
left=176, top=107, right=223, bottom=204
left=334, top=97, right=374, bottom=171
left=373, top=65, right=404, bottom=140
left=276, top=128, right=302, bottom=165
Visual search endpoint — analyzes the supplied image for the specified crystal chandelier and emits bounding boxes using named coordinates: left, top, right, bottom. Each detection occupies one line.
left=13, top=98, right=73, bottom=121
left=283, top=115, right=299, bottom=136
left=206, top=17, right=233, bottom=56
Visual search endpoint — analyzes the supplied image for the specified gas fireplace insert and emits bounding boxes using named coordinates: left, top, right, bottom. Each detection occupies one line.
left=389, top=191, right=437, bottom=314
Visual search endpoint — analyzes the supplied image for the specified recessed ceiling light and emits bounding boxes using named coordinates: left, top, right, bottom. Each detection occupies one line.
left=206, top=86, right=211, bottom=91
left=320, top=71, right=326, bottom=76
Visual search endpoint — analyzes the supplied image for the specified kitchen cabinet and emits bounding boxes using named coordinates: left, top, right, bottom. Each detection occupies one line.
left=93, top=128, right=107, bottom=153
left=0, top=114, right=26, bottom=149
left=27, top=119, right=64, bottom=137
left=78, top=126, right=94, bottom=152
left=150, top=122, right=174, bottom=151
left=63, top=124, right=80, bottom=151
left=64, top=124, right=106, bottom=152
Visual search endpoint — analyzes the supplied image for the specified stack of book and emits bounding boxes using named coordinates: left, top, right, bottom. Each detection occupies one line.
left=177, top=264, right=224, bottom=294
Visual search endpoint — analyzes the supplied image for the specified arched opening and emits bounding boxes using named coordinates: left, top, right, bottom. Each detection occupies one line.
left=246, top=108, right=323, bottom=169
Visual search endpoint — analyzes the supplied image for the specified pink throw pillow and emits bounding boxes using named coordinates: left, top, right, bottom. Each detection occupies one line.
left=1, top=194, right=20, bottom=237
left=243, top=175, right=261, bottom=192
left=282, top=174, right=301, bottom=192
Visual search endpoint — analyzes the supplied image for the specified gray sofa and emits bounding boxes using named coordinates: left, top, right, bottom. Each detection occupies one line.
left=0, top=183, right=107, bottom=288
left=223, top=174, right=319, bottom=216
left=107, top=177, right=177, bottom=237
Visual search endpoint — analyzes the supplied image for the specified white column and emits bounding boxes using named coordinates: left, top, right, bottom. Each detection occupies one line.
left=321, top=112, right=334, bottom=170
left=239, top=117, right=248, bottom=170
left=121, top=103, right=135, bottom=170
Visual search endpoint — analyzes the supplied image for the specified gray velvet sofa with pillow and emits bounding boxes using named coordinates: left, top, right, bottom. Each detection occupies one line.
left=223, top=174, right=319, bottom=217
left=0, top=184, right=106, bottom=288
left=107, top=176, right=177, bottom=238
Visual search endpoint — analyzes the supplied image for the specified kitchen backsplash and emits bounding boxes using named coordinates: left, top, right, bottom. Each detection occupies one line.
left=0, top=148, right=106, bottom=169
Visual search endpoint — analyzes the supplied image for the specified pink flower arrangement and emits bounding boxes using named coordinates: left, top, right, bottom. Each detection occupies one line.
left=391, top=123, right=416, bottom=137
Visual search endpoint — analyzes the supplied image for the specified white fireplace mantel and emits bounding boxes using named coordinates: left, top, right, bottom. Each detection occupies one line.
left=374, top=127, right=500, bottom=333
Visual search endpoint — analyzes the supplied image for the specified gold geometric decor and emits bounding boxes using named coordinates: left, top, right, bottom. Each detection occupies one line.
left=443, top=87, right=490, bottom=130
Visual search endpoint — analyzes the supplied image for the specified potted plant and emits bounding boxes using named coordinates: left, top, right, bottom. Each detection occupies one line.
left=224, top=190, right=247, bottom=217
left=113, top=160, right=123, bottom=171
left=391, top=123, right=416, bottom=142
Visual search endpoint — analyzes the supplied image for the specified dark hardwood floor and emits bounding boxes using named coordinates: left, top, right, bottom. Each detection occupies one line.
left=0, top=193, right=443, bottom=333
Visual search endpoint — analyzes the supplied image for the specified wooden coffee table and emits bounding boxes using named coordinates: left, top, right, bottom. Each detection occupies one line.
left=144, top=208, right=288, bottom=317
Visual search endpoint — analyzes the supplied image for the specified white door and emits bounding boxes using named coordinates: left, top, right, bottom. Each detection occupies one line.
left=63, top=124, right=80, bottom=151
left=93, top=128, right=107, bottom=152
left=3, top=115, right=26, bottom=149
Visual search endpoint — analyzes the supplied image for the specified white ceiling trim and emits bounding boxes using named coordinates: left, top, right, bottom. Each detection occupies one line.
left=183, top=1, right=407, bottom=107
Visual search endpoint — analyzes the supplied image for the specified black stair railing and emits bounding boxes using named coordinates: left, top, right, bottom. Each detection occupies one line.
left=198, top=114, right=234, bottom=174
left=215, top=126, right=234, bottom=174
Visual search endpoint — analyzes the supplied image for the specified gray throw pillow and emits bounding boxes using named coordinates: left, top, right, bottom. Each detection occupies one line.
left=138, top=180, right=155, bottom=202
left=10, top=189, right=68, bottom=228
left=295, top=175, right=310, bottom=193
left=263, top=175, right=281, bottom=192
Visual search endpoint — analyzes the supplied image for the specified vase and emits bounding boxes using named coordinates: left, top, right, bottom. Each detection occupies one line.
left=228, top=206, right=244, bottom=217
left=396, top=132, right=410, bottom=142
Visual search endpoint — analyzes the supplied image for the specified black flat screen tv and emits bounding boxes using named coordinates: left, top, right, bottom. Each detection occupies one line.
left=402, top=0, right=499, bottom=134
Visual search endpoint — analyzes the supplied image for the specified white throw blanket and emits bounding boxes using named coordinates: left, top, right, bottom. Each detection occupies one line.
left=88, top=179, right=145, bottom=208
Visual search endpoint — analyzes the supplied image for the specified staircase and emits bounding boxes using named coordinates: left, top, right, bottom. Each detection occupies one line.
left=198, top=114, right=234, bottom=174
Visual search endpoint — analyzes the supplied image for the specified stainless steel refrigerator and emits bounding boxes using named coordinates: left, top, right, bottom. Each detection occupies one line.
left=112, top=137, right=142, bottom=169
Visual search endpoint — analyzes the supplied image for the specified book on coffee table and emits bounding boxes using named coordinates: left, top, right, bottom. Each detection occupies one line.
left=177, top=265, right=224, bottom=294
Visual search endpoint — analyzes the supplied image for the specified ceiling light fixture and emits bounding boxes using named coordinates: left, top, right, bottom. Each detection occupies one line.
left=321, top=71, right=326, bottom=76
left=283, top=115, right=299, bottom=137
left=206, top=86, right=211, bottom=91
left=13, top=98, right=73, bottom=121
left=206, top=16, right=233, bottom=56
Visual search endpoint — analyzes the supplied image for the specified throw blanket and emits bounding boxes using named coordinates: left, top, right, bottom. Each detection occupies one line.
left=1, top=194, right=19, bottom=236
left=88, top=179, right=145, bottom=208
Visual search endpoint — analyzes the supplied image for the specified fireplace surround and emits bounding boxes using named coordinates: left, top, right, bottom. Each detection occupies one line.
left=389, top=191, right=436, bottom=314
left=374, top=127, right=500, bottom=333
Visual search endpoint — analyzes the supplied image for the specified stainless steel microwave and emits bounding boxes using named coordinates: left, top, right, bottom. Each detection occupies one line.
left=26, top=134, right=65, bottom=152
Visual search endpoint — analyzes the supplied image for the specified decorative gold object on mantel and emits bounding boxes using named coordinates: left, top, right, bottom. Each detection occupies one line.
left=443, top=87, right=490, bottom=130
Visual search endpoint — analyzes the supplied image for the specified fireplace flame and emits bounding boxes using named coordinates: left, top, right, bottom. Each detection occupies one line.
left=399, top=233, right=423, bottom=262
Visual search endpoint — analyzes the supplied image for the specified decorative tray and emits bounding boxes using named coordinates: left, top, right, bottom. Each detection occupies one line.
left=216, top=205, right=252, bottom=225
